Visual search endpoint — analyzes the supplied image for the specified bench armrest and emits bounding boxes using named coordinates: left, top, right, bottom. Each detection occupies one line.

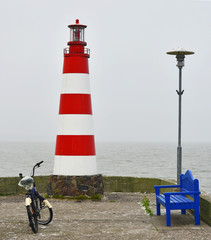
left=154, top=185, right=180, bottom=195
left=163, top=191, right=201, bottom=196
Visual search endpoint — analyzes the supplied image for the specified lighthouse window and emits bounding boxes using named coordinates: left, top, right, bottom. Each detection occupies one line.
left=70, top=27, right=85, bottom=42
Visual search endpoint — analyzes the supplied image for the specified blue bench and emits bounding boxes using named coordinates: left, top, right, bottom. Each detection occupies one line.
left=154, top=170, right=201, bottom=226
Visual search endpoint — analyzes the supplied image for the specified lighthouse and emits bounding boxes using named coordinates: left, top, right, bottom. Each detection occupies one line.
left=50, top=20, right=103, bottom=196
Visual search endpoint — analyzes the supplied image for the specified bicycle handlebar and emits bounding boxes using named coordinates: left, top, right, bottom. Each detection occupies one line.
left=19, top=161, right=44, bottom=178
left=36, top=161, right=44, bottom=167
left=31, top=161, right=44, bottom=177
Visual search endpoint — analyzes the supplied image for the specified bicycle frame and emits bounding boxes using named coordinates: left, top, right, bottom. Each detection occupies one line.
left=25, top=186, right=45, bottom=215
left=19, top=161, right=53, bottom=233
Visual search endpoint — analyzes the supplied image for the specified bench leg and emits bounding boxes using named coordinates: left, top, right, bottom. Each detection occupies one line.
left=194, top=207, right=200, bottom=225
left=166, top=208, right=171, bottom=226
left=156, top=199, right=160, bottom=215
left=181, top=209, right=186, bottom=215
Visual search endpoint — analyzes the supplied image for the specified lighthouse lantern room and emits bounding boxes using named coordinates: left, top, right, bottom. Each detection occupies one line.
left=69, top=19, right=86, bottom=43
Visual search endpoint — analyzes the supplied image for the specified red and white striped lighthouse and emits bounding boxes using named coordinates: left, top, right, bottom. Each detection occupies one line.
left=53, top=19, right=98, bottom=176
left=50, top=20, right=103, bottom=196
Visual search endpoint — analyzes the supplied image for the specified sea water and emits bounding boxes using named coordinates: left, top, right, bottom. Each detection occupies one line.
left=0, top=142, right=210, bottom=193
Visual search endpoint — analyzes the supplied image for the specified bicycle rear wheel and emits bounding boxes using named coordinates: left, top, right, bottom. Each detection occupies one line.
left=37, top=200, right=53, bottom=225
left=27, top=206, right=38, bottom=233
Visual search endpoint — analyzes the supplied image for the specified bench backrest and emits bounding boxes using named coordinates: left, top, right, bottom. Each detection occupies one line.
left=180, top=170, right=199, bottom=198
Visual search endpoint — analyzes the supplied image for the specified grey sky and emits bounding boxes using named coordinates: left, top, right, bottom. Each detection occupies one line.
left=0, top=0, right=211, bottom=143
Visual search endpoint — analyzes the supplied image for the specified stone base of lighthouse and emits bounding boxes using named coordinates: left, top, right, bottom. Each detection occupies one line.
left=48, top=174, right=104, bottom=197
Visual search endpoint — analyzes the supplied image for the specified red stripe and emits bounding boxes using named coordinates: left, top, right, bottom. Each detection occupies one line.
left=59, top=94, right=92, bottom=114
left=55, top=135, right=96, bottom=155
left=63, top=56, right=89, bottom=73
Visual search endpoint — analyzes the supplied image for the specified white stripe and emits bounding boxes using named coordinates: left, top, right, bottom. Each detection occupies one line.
left=61, top=73, right=90, bottom=94
left=57, top=115, right=94, bottom=135
left=53, top=156, right=98, bottom=175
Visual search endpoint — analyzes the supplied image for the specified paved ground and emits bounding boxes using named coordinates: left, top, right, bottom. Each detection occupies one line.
left=0, top=192, right=211, bottom=240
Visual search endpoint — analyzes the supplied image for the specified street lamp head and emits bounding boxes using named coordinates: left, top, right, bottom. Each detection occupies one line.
left=167, top=48, right=195, bottom=69
left=167, top=48, right=195, bottom=56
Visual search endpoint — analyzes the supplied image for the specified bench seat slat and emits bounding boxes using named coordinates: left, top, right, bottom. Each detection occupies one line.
left=157, top=194, right=166, bottom=206
left=157, top=194, right=194, bottom=209
left=171, top=195, right=193, bottom=204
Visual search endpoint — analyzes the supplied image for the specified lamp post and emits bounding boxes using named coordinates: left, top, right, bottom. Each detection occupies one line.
left=167, top=48, right=194, bottom=184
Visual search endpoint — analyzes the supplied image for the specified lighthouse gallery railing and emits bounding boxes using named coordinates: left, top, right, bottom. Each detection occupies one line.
left=63, top=47, right=90, bottom=56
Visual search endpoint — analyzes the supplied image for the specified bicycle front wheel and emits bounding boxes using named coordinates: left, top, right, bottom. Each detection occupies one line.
left=37, top=200, right=53, bottom=225
left=27, top=206, right=38, bottom=233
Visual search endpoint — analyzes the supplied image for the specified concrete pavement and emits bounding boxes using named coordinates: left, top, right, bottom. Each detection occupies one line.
left=0, top=193, right=210, bottom=240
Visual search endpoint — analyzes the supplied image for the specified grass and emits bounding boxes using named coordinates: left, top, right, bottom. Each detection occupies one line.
left=52, top=194, right=65, bottom=199
left=90, top=194, right=102, bottom=201
left=141, top=196, right=153, bottom=216
left=75, top=195, right=89, bottom=201
left=43, top=193, right=49, bottom=198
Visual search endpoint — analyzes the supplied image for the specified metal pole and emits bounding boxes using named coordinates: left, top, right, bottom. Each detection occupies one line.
left=167, top=49, right=194, bottom=185
left=177, top=66, right=183, bottom=184
left=176, top=54, right=184, bottom=184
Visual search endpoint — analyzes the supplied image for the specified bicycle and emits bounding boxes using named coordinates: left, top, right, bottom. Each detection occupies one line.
left=18, top=161, right=53, bottom=233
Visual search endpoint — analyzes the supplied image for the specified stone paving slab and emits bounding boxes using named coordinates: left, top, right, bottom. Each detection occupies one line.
left=0, top=193, right=210, bottom=240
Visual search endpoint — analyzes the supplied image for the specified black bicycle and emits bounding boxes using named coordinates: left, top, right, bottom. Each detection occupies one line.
left=18, top=161, right=53, bottom=233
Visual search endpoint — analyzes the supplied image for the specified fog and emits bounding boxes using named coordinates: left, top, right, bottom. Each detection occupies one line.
left=0, top=0, right=211, bottom=143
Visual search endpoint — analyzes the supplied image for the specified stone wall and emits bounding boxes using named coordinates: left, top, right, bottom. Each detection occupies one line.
left=200, top=193, right=211, bottom=226
left=48, top=174, right=104, bottom=196
left=103, top=176, right=176, bottom=193
left=0, top=176, right=50, bottom=195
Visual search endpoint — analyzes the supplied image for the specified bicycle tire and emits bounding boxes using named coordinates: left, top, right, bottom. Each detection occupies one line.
left=37, top=202, right=53, bottom=225
left=27, top=206, right=38, bottom=233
